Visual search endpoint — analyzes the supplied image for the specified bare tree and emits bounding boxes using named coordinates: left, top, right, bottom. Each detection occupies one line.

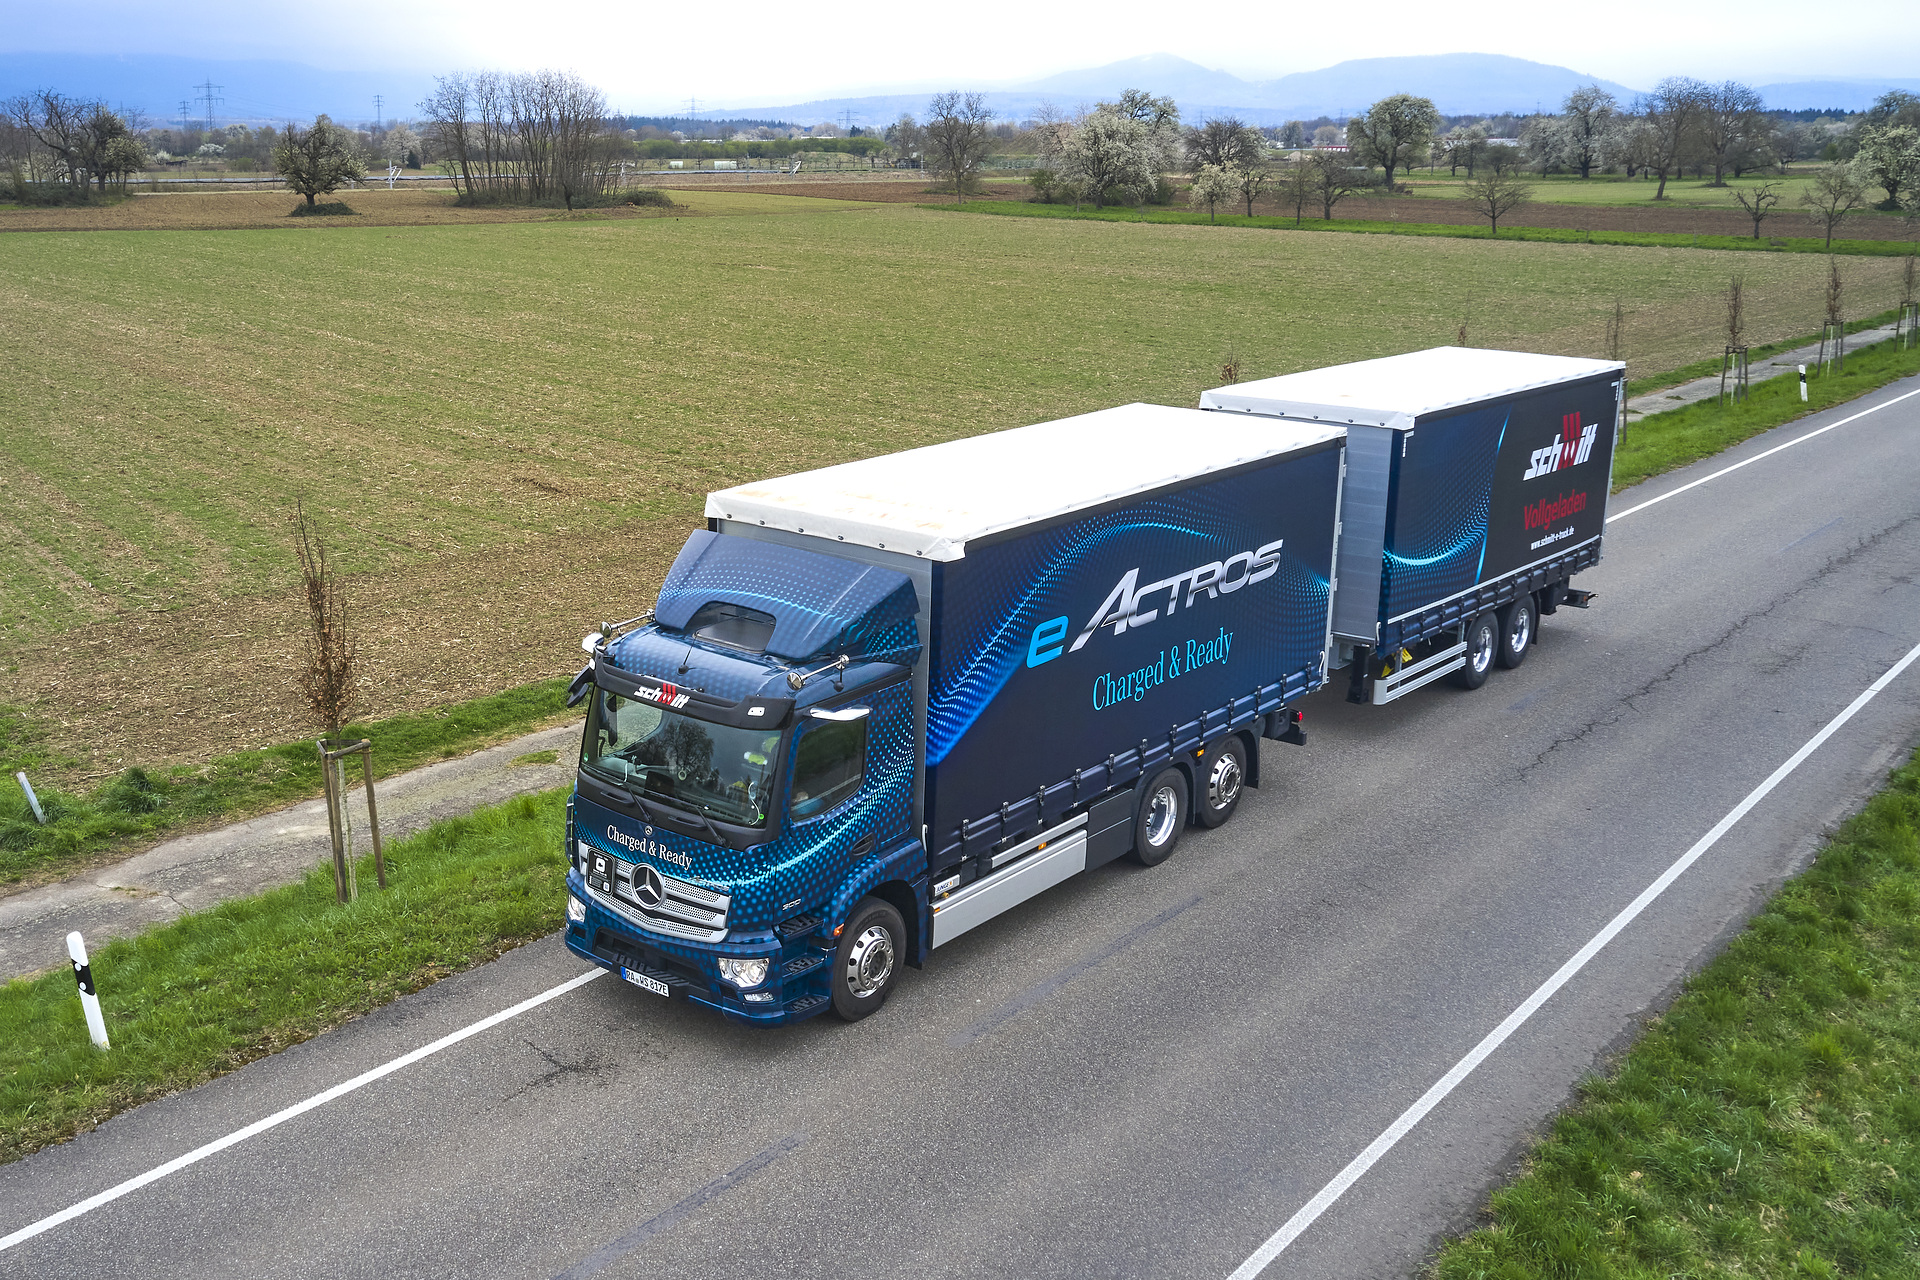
left=293, top=501, right=357, bottom=742
left=1561, top=85, right=1617, bottom=179
left=1348, top=93, right=1439, bottom=191
left=1604, top=300, right=1626, bottom=363
left=1184, top=116, right=1263, bottom=171
left=273, top=116, right=365, bottom=206
left=1724, top=276, right=1746, bottom=348
left=1309, top=150, right=1370, bottom=219
left=1460, top=168, right=1534, bottom=234
left=1277, top=157, right=1314, bottom=224
left=923, top=91, right=994, bottom=202
left=420, top=69, right=620, bottom=205
left=1729, top=182, right=1781, bottom=239
left=1695, top=81, right=1766, bottom=185
left=1234, top=162, right=1270, bottom=216
left=1800, top=162, right=1868, bottom=247
left=1642, top=78, right=1705, bottom=199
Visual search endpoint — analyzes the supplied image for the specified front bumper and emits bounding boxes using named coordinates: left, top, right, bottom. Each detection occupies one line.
left=564, top=870, right=833, bottom=1028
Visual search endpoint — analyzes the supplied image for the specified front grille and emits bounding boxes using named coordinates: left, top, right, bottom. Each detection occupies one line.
left=592, top=930, right=711, bottom=993
left=586, top=854, right=730, bottom=943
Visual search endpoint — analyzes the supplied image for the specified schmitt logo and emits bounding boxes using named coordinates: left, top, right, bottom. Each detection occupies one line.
left=1523, top=412, right=1598, bottom=481
left=629, top=681, right=692, bottom=710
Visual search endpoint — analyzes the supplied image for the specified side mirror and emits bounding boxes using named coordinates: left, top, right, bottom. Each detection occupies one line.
left=805, top=706, right=870, bottom=722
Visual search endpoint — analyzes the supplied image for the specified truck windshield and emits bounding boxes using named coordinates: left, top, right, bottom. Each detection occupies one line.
left=580, top=690, right=780, bottom=829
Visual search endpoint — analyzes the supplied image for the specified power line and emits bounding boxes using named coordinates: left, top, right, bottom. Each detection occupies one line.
left=178, top=99, right=192, bottom=134
left=194, top=79, right=224, bottom=132
left=374, top=94, right=383, bottom=129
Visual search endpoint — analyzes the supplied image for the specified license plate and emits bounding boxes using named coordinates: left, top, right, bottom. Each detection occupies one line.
left=620, top=966, right=670, bottom=998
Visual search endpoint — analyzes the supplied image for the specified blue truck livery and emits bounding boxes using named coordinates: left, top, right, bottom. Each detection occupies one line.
left=563, top=350, right=1621, bottom=1025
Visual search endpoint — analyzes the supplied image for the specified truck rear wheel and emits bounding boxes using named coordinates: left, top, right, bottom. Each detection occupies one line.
left=1449, top=613, right=1498, bottom=690
left=1497, top=597, right=1535, bottom=669
left=1130, top=768, right=1188, bottom=866
left=830, top=896, right=905, bottom=1022
left=1193, top=738, right=1247, bottom=828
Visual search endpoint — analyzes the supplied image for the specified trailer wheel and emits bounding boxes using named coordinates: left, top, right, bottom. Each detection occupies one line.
left=1130, top=769, right=1188, bottom=866
left=1193, top=738, right=1247, bottom=828
left=1497, top=597, right=1536, bottom=669
left=830, top=896, right=906, bottom=1022
left=1449, top=613, right=1498, bottom=690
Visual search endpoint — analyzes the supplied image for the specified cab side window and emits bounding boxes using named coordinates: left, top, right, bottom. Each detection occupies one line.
left=789, top=719, right=866, bottom=818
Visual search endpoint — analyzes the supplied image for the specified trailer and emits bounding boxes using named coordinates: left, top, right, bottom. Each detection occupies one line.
left=560, top=349, right=1622, bottom=1027
left=1199, top=347, right=1623, bottom=703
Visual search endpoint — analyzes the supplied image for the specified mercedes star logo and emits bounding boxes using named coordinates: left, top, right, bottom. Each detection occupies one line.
left=634, top=863, right=666, bottom=908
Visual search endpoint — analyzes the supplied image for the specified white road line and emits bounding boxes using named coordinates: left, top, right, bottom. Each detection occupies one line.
left=0, top=967, right=608, bottom=1255
left=1227, top=634, right=1920, bottom=1279
left=1607, top=383, right=1920, bottom=525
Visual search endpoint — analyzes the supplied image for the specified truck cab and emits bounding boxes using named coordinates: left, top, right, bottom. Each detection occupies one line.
left=563, top=530, right=928, bottom=1026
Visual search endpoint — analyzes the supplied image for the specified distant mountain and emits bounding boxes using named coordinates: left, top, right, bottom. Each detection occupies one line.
left=731, top=53, right=1647, bottom=129
left=0, top=52, right=436, bottom=126
left=1757, top=78, right=1920, bottom=112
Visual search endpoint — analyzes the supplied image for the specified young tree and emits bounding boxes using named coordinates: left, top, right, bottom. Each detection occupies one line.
left=273, top=115, right=365, bottom=205
left=1348, top=93, right=1439, bottom=191
left=1560, top=86, right=1617, bottom=179
left=1800, top=162, right=1868, bottom=247
left=1187, top=163, right=1234, bottom=221
left=923, top=91, right=994, bottom=203
left=293, top=501, right=357, bottom=743
left=1519, top=115, right=1563, bottom=176
left=884, top=113, right=921, bottom=165
left=1730, top=181, right=1781, bottom=239
left=1461, top=168, right=1534, bottom=234
left=1855, top=124, right=1920, bottom=209
left=1482, top=141, right=1522, bottom=176
left=1184, top=116, right=1263, bottom=172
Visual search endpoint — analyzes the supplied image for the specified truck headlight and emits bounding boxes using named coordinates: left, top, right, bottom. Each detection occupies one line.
left=567, top=895, right=587, bottom=924
left=718, top=956, right=769, bottom=988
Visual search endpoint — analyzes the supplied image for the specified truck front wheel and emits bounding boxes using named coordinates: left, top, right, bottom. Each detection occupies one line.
left=1193, top=738, right=1247, bottom=828
left=1131, top=768, right=1188, bottom=866
left=831, top=896, right=906, bottom=1022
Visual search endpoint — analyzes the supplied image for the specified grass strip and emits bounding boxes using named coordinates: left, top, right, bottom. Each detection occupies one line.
left=0, top=677, right=573, bottom=888
left=1614, top=332, right=1920, bottom=492
left=1433, top=745, right=1920, bottom=1279
left=1625, top=309, right=1904, bottom=397
left=0, top=788, right=567, bottom=1166
left=927, top=200, right=1916, bottom=259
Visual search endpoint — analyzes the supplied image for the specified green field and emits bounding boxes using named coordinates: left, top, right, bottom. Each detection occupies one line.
left=5, top=191, right=1909, bottom=638
left=1405, top=169, right=1910, bottom=214
left=1, top=189, right=1912, bottom=777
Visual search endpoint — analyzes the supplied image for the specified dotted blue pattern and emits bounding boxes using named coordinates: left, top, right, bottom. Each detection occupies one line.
left=1380, top=407, right=1507, bottom=619
left=926, top=452, right=1342, bottom=828
left=653, top=530, right=920, bottom=663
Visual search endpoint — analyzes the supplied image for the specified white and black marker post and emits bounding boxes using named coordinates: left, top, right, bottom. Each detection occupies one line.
left=1799, top=364, right=1808, bottom=402
left=66, top=931, right=110, bottom=1051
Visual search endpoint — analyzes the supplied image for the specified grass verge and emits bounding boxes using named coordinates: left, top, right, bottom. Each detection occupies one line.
left=1614, top=333, right=1920, bottom=492
left=928, top=200, right=1916, bottom=259
left=0, top=677, right=573, bottom=889
left=1626, top=308, right=1905, bottom=397
left=0, top=788, right=566, bottom=1166
left=1433, top=744, right=1920, bottom=1279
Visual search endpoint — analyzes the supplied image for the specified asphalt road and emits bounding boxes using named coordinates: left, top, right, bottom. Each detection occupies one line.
left=6, top=378, right=1920, bottom=1280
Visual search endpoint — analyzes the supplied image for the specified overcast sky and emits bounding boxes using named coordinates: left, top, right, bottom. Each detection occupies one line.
left=8, top=0, right=1912, bottom=111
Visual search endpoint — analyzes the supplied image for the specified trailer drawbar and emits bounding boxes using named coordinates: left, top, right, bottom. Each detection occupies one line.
left=560, top=346, right=1623, bottom=1025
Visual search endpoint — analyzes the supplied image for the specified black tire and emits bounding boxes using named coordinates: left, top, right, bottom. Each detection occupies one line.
left=1497, top=596, right=1536, bottom=669
left=830, top=896, right=906, bottom=1022
left=1449, top=612, right=1498, bottom=690
left=1130, top=768, right=1188, bottom=866
left=1193, top=737, right=1247, bottom=829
